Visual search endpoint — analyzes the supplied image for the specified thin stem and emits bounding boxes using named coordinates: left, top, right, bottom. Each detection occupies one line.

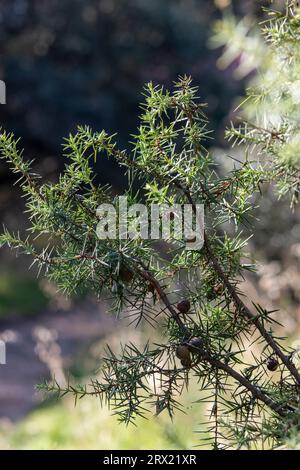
left=180, top=183, right=300, bottom=385
left=200, top=351, right=289, bottom=418
left=203, top=233, right=300, bottom=385
left=133, top=262, right=190, bottom=336
left=134, top=259, right=290, bottom=418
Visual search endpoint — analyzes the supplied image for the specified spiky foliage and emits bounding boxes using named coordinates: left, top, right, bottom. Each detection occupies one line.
left=213, top=0, right=300, bottom=207
left=1, top=4, right=300, bottom=448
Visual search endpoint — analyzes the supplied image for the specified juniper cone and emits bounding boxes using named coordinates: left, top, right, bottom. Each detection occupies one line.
left=180, top=356, right=192, bottom=368
left=147, top=282, right=155, bottom=294
left=176, top=344, right=191, bottom=363
left=118, top=266, right=134, bottom=283
left=176, top=300, right=191, bottom=314
left=187, top=337, right=204, bottom=351
left=213, top=283, right=223, bottom=296
left=267, top=357, right=279, bottom=372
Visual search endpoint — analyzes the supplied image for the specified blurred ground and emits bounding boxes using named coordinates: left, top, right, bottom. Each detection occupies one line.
left=0, top=297, right=210, bottom=450
left=0, top=389, right=203, bottom=450
left=0, top=299, right=116, bottom=421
